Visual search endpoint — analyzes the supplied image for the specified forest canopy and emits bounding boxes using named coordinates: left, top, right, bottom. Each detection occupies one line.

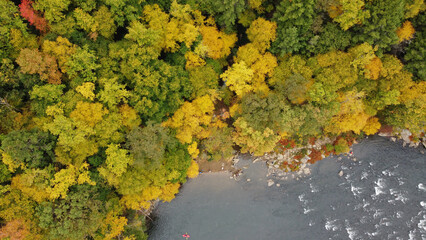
left=0, top=0, right=425, bottom=239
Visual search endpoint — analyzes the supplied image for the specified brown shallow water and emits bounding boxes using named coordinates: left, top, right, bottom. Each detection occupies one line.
left=149, top=136, right=426, bottom=240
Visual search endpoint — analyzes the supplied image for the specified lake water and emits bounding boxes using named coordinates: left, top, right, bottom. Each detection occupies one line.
left=149, top=136, right=426, bottom=240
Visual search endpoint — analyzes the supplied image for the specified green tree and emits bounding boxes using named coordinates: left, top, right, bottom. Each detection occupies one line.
left=188, top=65, right=219, bottom=99
left=351, top=0, right=405, bottom=54
left=1, top=129, right=56, bottom=169
left=272, top=0, right=317, bottom=55
left=99, top=144, right=134, bottom=186
left=201, top=126, right=234, bottom=161
left=190, top=0, right=247, bottom=31
left=126, top=123, right=172, bottom=169
left=404, top=13, right=425, bottom=81
left=29, top=84, right=65, bottom=116
left=36, top=184, right=105, bottom=240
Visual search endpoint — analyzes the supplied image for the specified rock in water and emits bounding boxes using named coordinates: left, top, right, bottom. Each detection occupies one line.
left=338, top=170, right=343, bottom=177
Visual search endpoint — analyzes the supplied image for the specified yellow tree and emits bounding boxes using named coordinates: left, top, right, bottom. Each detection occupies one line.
left=70, top=101, right=108, bottom=127
left=98, top=144, right=134, bottom=187
left=47, top=162, right=95, bottom=199
left=11, top=168, right=51, bottom=203
left=199, top=25, right=237, bottom=59
left=221, top=61, right=254, bottom=97
left=329, top=0, right=370, bottom=30
left=233, top=118, right=279, bottom=156
left=270, top=55, right=313, bottom=104
left=362, top=117, right=381, bottom=135
left=396, top=21, right=415, bottom=42
left=98, top=211, right=128, bottom=240
left=246, top=18, right=277, bottom=52
left=42, top=36, right=77, bottom=73
left=364, top=57, right=382, bottom=80
left=325, top=91, right=370, bottom=134
left=142, top=2, right=201, bottom=52
left=234, top=44, right=277, bottom=94
left=163, top=95, right=216, bottom=144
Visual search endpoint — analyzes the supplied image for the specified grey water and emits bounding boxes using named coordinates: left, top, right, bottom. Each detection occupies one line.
left=149, top=136, right=426, bottom=240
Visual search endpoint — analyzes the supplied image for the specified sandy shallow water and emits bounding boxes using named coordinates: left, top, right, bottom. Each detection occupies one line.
left=149, top=136, right=426, bottom=240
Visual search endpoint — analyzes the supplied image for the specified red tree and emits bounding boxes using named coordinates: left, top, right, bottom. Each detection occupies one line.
left=19, top=0, right=48, bottom=33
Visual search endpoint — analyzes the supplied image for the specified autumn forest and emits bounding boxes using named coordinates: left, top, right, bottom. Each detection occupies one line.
left=0, top=0, right=425, bottom=239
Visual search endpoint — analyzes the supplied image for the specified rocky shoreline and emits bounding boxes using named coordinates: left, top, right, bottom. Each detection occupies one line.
left=227, top=129, right=425, bottom=188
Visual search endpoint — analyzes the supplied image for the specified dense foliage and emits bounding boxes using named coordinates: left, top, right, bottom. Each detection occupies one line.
left=0, top=0, right=424, bottom=239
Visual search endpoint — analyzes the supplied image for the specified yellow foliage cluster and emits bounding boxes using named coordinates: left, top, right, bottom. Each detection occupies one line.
left=328, top=4, right=343, bottom=19
left=159, top=183, right=180, bottom=202
left=48, top=162, right=95, bottom=199
left=143, top=2, right=202, bottom=52
left=42, top=36, right=77, bottom=72
left=1, top=151, right=22, bottom=172
left=11, top=169, right=50, bottom=203
left=185, top=51, right=206, bottom=69
left=364, top=57, right=383, bottom=80
left=229, top=18, right=278, bottom=95
left=348, top=43, right=377, bottom=72
left=99, top=211, right=128, bottom=240
left=325, top=91, right=370, bottom=134
left=119, top=104, right=141, bottom=129
left=163, top=95, right=216, bottom=144
left=98, top=144, right=134, bottom=186
left=76, top=82, right=96, bottom=100
left=120, top=183, right=180, bottom=210
left=186, top=160, right=199, bottom=178
left=331, top=0, right=370, bottom=30
left=233, top=118, right=280, bottom=156
left=221, top=61, right=255, bottom=97
left=399, top=81, right=426, bottom=105
left=396, top=21, right=416, bottom=42
left=404, top=0, right=425, bottom=19
left=362, top=117, right=381, bottom=135
left=10, top=28, right=38, bottom=54
left=246, top=18, right=277, bottom=51
left=248, top=0, right=265, bottom=10
left=234, top=44, right=277, bottom=94
left=187, top=142, right=199, bottom=159
left=200, top=25, right=237, bottom=59
left=70, top=101, right=108, bottom=127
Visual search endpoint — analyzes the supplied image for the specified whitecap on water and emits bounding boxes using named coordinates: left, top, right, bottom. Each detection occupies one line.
left=382, top=169, right=397, bottom=176
left=418, top=215, right=426, bottom=232
left=408, top=229, right=416, bottom=240
left=309, top=183, right=319, bottom=193
left=325, top=218, right=341, bottom=231
left=345, top=220, right=359, bottom=240
left=373, top=178, right=387, bottom=197
left=351, top=184, right=363, bottom=197
left=303, top=207, right=314, bottom=214
left=389, top=189, right=409, bottom=204
left=361, top=171, right=369, bottom=180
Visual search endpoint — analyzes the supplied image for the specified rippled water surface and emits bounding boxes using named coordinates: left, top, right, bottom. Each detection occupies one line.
left=149, top=136, right=426, bottom=240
